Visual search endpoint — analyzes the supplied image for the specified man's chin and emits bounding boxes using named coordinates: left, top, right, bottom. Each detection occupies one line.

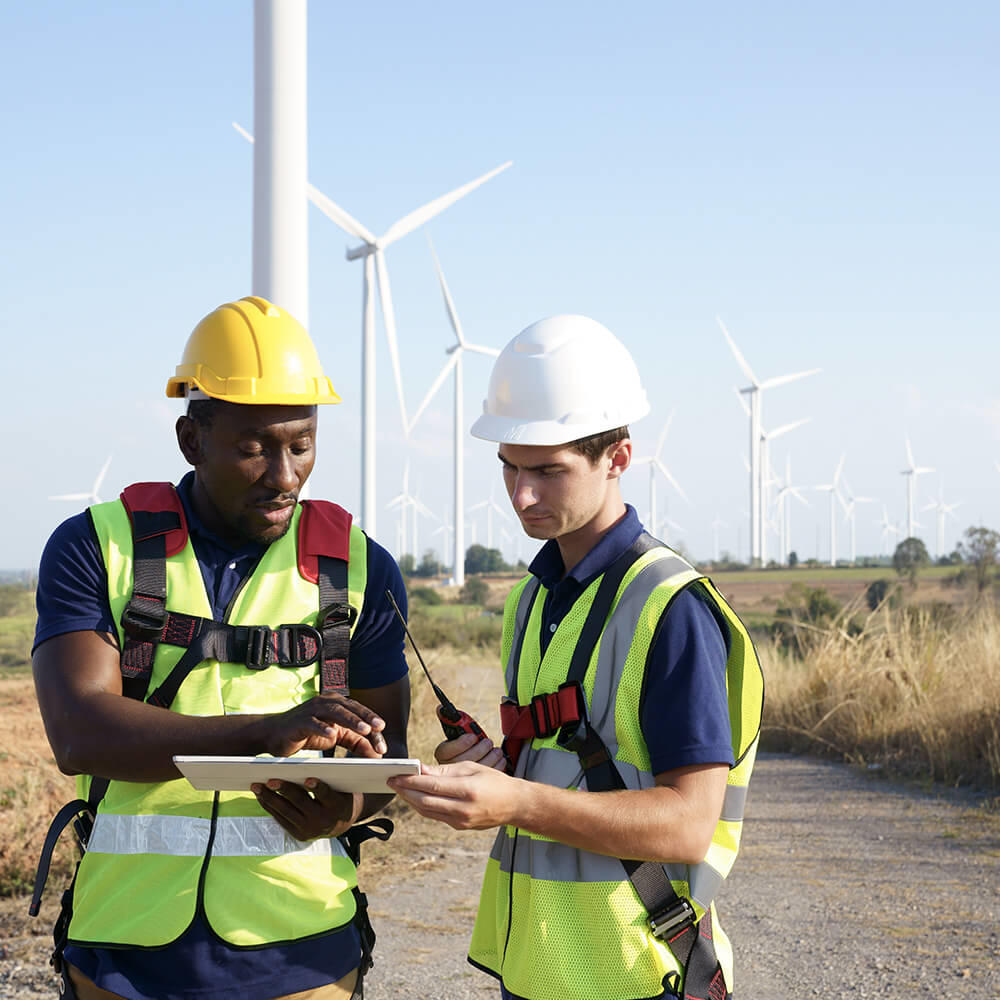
left=238, top=517, right=294, bottom=547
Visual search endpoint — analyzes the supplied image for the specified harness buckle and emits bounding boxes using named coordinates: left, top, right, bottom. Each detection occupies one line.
left=245, top=626, right=274, bottom=670
left=121, top=603, right=168, bottom=642
left=648, top=897, right=696, bottom=940
left=280, top=623, right=323, bottom=668
left=318, top=602, right=357, bottom=630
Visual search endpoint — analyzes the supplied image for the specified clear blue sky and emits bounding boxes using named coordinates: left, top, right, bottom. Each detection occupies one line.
left=3, top=1, right=998, bottom=570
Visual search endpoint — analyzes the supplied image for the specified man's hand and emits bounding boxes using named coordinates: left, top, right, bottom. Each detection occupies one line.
left=262, top=694, right=388, bottom=758
left=252, top=778, right=361, bottom=841
left=434, top=732, right=507, bottom=771
left=388, top=760, right=516, bottom=830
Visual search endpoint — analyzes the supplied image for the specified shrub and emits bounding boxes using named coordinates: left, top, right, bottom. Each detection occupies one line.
left=408, top=587, right=443, bottom=607
left=459, top=577, right=489, bottom=606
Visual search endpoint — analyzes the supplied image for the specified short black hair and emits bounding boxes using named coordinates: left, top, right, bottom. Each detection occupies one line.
left=566, top=426, right=629, bottom=464
left=186, top=397, right=224, bottom=429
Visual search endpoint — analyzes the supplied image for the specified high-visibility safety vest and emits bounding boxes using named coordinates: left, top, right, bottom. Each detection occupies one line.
left=468, top=543, right=764, bottom=1000
left=68, top=484, right=369, bottom=949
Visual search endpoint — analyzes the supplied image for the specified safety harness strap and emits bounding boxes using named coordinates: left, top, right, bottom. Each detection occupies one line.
left=317, top=553, right=352, bottom=696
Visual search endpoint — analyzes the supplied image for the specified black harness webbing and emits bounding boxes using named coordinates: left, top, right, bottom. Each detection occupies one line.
left=509, top=532, right=728, bottom=1000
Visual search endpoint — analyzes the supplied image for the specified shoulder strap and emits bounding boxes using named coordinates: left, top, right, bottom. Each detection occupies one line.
left=118, top=483, right=187, bottom=702
left=298, top=500, right=356, bottom=697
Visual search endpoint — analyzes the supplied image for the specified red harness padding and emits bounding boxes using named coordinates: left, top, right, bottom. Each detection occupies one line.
left=499, top=682, right=583, bottom=772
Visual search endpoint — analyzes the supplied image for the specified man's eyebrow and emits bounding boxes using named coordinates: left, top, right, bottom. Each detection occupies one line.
left=497, top=451, right=564, bottom=473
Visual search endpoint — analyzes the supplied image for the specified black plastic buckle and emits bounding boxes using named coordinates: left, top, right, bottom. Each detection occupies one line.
left=280, top=623, right=323, bottom=668
left=317, top=602, right=358, bottom=630
left=245, top=626, right=274, bottom=670
left=529, top=693, right=555, bottom=738
left=648, top=897, right=696, bottom=940
left=121, top=602, right=168, bottom=642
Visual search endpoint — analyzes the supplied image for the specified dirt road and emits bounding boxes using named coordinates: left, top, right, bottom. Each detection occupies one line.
left=3, top=753, right=998, bottom=999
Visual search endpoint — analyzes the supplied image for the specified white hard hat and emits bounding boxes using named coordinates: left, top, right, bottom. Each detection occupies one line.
left=470, top=314, right=650, bottom=445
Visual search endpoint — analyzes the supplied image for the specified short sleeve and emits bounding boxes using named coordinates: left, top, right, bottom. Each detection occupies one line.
left=33, top=512, right=116, bottom=652
left=347, top=534, right=409, bottom=690
left=640, top=585, right=734, bottom=774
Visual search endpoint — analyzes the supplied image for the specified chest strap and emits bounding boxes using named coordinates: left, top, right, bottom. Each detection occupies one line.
left=118, top=485, right=355, bottom=706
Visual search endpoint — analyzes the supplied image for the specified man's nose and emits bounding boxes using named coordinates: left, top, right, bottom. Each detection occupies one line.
left=267, top=449, right=299, bottom=494
left=510, top=476, right=537, bottom=510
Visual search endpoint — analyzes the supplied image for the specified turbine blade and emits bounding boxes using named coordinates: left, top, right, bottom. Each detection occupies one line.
left=232, top=121, right=254, bottom=144
left=308, top=184, right=377, bottom=244
left=654, top=459, right=689, bottom=504
left=767, top=417, right=810, bottom=441
left=427, top=236, right=465, bottom=345
left=93, top=455, right=112, bottom=493
left=716, top=317, right=759, bottom=386
left=758, top=368, right=822, bottom=391
left=408, top=354, right=460, bottom=433
left=380, top=161, right=513, bottom=248
left=48, top=492, right=89, bottom=501
left=905, top=437, right=915, bottom=469
left=732, top=386, right=751, bottom=416
left=655, top=411, right=675, bottom=459
left=464, top=342, right=500, bottom=357
left=374, top=249, right=409, bottom=433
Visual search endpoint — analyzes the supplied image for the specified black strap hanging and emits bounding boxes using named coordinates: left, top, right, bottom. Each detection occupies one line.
left=316, top=553, right=353, bottom=696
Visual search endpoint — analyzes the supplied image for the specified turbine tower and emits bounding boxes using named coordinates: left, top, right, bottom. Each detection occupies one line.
left=877, top=504, right=899, bottom=557
left=408, top=240, right=500, bottom=588
left=900, top=437, right=934, bottom=540
left=251, top=0, right=308, bottom=324
left=232, top=124, right=510, bottom=535
left=718, top=317, right=820, bottom=566
left=775, top=455, right=809, bottom=565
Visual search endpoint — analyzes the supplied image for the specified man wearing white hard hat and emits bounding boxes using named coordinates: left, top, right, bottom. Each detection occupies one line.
left=391, top=315, right=763, bottom=1000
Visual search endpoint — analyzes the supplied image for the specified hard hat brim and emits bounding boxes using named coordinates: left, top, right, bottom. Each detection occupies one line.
left=470, top=402, right=649, bottom=446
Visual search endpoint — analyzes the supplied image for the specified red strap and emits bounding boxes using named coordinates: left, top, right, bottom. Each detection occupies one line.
left=297, top=500, right=353, bottom=583
left=500, top=686, right=582, bottom=771
left=120, top=483, right=188, bottom=556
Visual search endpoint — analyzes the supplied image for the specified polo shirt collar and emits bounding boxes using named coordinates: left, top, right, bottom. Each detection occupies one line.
left=528, top=504, right=644, bottom=591
left=176, top=471, right=266, bottom=561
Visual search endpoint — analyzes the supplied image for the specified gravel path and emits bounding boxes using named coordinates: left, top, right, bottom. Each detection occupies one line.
left=3, top=753, right=998, bottom=999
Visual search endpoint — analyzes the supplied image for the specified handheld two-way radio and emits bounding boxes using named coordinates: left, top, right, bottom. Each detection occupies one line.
left=385, top=589, right=487, bottom=742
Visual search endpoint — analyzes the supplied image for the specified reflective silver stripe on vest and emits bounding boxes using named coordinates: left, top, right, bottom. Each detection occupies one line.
left=514, top=744, right=656, bottom=792
left=87, top=813, right=349, bottom=859
left=587, top=555, right=699, bottom=743
left=721, top=783, right=747, bottom=823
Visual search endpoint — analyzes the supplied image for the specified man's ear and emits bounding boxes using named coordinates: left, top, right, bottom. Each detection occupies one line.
left=176, top=415, right=204, bottom=468
left=607, top=439, right=632, bottom=480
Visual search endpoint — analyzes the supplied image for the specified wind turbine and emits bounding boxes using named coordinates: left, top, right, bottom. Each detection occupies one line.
left=839, top=478, right=875, bottom=565
left=386, top=460, right=435, bottom=562
left=233, top=123, right=511, bottom=535
left=408, top=240, right=500, bottom=588
left=719, top=317, right=820, bottom=566
left=900, top=437, right=934, bottom=541
left=775, top=455, right=810, bottom=565
left=710, top=515, right=728, bottom=563
left=469, top=492, right=511, bottom=551
left=632, top=412, right=688, bottom=535
left=758, top=418, right=810, bottom=565
left=923, top=487, right=962, bottom=560
left=49, top=456, right=113, bottom=505
left=877, top=505, right=900, bottom=557
left=814, top=454, right=845, bottom=567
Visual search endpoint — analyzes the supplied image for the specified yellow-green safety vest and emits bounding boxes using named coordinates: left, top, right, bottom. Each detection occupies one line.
left=69, top=495, right=369, bottom=949
left=468, top=543, right=764, bottom=1000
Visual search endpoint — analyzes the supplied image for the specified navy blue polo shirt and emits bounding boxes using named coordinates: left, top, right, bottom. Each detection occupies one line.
left=33, top=472, right=409, bottom=1000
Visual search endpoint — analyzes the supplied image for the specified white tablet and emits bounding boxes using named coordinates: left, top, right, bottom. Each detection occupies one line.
left=173, top=755, right=421, bottom=794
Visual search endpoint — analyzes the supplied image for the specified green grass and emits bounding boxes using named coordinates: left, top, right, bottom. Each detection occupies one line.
left=710, top=565, right=958, bottom=585
left=0, top=600, right=34, bottom=670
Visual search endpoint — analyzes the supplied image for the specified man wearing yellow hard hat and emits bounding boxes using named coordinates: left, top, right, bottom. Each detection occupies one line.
left=32, top=297, right=410, bottom=1000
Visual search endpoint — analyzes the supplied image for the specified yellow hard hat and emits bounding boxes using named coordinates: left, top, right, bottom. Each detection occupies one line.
left=166, top=296, right=341, bottom=405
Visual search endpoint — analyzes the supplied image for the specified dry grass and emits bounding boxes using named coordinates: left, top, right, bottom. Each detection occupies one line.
left=760, top=595, right=1000, bottom=792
